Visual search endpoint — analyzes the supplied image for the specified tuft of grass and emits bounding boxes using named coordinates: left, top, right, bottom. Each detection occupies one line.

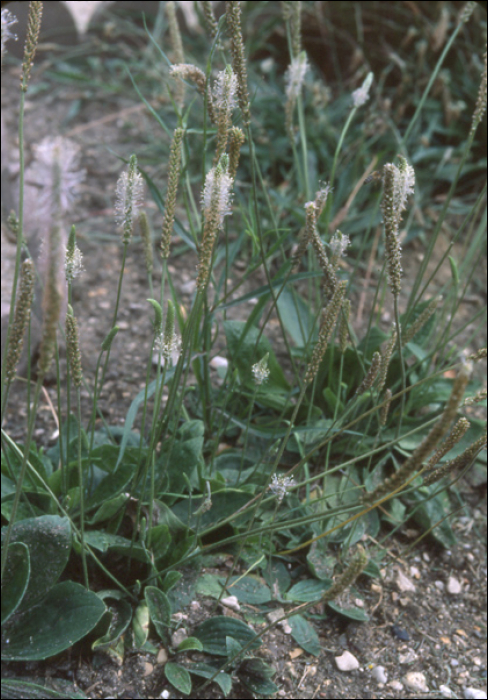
left=1, top=2, right=486, bottom=697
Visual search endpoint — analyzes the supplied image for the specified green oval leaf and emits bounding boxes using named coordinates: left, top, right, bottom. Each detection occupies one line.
left=165, top=661, right=192, bottom=696
left=1, top=581, right=106, bottom=661
left=193, top=616, right=261, bottom=657
left=1, top=542, right=30, bottom=625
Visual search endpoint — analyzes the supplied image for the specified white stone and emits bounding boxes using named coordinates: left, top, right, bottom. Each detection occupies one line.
left=388, top=680, right=404, bottom=692
left=210, top=355, right=229, bottom=369
left=440, top=685, right=454, bottom=697
left=447, top=575, right=462, bottom=595
left=464, top=689, right=488, bottom=699
left=371, top=665, right=388, bottom=684
left=335, top=651, right=359, bottom=672
left=405, top=671, right=429, bottom=693
left=396, top=568, right=416, bottom=592
left=221, top=595, right=240, bottom=611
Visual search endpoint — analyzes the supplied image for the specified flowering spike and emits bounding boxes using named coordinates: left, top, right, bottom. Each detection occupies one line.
left=381, top=158, right=414, bottom=299
left=285, top=51, right=308, bottom=139
left=115, top=154, right=143, bottom=245
left=65, top=225, right=84, bottom=282
left=1, top=7, right=17, bottom=65
left=268, top=473, right=296, bottom=504
left=252, top=352, right=270, bottom=385
left=352, top=72, right=373, bottom=108
left=154, top=299, right=181, bottom=363
left=214, top=65, right=238, bottom=162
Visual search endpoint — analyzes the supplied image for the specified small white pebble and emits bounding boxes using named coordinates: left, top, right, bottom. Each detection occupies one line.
left=335, top=650, right=359, bottom=672
left=371, top=665, right=388, bottom=684
left=210, top=355, right=228, bottom=369
left=405, top=671, right=429, bottom=693
left=464, top=689, right=488, bottom=699
left=396, top=568, right=416, bottom=592
left=440, top=684, right=454, bottom=698
left=388, top=680, right=404, bottom=692
left=447, top=575, right=462, bottom=595
left=221, top=595, right=240, bottom=611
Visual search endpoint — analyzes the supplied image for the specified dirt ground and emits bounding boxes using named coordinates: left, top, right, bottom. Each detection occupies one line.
left=1, top=10, right=487, bottom=700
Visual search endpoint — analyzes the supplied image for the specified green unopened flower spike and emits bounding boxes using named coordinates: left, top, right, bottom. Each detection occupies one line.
left=424, top=417, right=470, bottom=475
left=470, top=48, right=486, bottom=137
left=161, top=127, right=184, bottom=260
left=228, top=127, right=245, bottom=180
left=38, top=229, right=63, bottom=376
left=377, top=324, right=397, bottom=394
left=166, top=1, right=184, bottom=107
left=321, top=545, right=368, bottom=604
left=339, top=299, right=350, bottom=354
left=20, top=1, right=42, bottom=92
left=252, top=352, right=270, bottom=385
left=304, top=281, right=346, bottom=385
left=305, top=201, right=337, bottom=298
left=115, top=154, right=143, bottom=245
left=5, top=259, right=35, bottom=381
left=66, top=305, right=83, bottom=388
left=464, top=388, right=487, bottom=406
left=364, top=359, right=472, bottom=503
left=226, top=1, right=251, bottom=126
left=458, top=1, right=476, bottom=24
left=356, top=351, right=380, bottom=395
left=423, top=429, right=487, bottom=486
left=139, top=212, right=153, bottom=276
left=402, top=296, right=440, bottom=346
left=202, top=1, right=218, bottom=39
left=467, top=347, right=487, bottom=362
left=380, top=388, right=393, bottom=426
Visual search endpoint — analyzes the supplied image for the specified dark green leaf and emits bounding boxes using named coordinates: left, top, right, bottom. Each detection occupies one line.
left=289, top=613, right=321, bottom=656
left=193, top=616, right=261, bottom=656
left=1, top=542, right=30, bottom=625
left=1, top=581, right=105, bottom=661
left=165, top=662, right=192, bottom=695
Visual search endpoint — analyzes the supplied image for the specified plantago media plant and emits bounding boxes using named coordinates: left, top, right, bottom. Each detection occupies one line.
left=1, top=2, right=486, bottom=698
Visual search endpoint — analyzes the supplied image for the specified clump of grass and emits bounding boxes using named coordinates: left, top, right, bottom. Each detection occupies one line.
left=1, top=2, right=486, bottom=697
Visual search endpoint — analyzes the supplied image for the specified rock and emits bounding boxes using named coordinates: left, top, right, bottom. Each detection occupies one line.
left=371, top=665, right=388, bottom=684
left=335, top=650, right=359, bottom=672
left=404, top=671, right=429, bottom=693
left=447, top=575, right=462, bottom=595
left=464, top=689, right=488, bottom=699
